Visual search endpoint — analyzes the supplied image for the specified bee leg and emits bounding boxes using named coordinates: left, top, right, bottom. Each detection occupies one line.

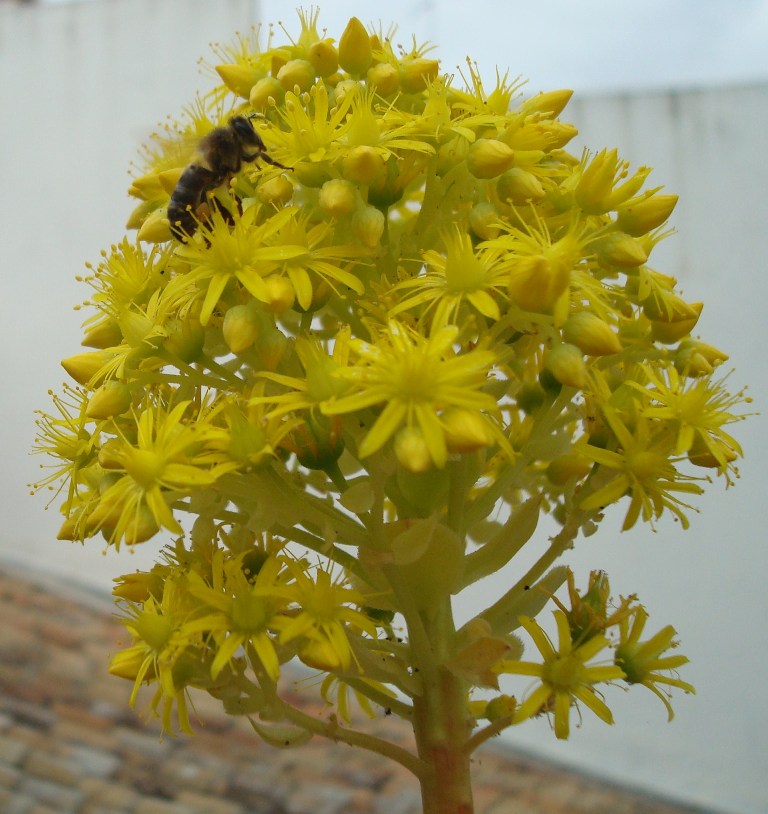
left=260, top=153, right=292, bottom=171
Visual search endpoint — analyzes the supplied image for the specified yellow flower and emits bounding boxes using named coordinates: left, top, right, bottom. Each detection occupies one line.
left=499, top=611, right=624, bottom=739
left=630, top=364, right=746, bottom=472
left=390, top=228, right=508, bottom=329
left=578, top=405, right=704, bottom=530
left=110, top=576, right=200, bottom=734
left=185, top=552, right=291, bottom=682
left=275, top=561, right=377, bottom=672
left=172, top=206, right=297, bottom=325
left=91, top=399, right=237, bottom=544
left=323, top=321, right=501, bottom=467
left=616, top=606, right=694, bottom=721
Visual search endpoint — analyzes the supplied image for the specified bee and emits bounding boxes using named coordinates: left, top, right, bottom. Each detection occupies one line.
left=168, top=114, right=289, bottom=240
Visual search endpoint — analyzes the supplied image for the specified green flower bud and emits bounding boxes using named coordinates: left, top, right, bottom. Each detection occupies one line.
left=163, top=319, right=205, bottom=363
left=286, top=413, right=345, bottom=470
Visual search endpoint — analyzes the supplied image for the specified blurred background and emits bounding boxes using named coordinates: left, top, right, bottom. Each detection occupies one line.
left=1, top=1, right=766, bottom=812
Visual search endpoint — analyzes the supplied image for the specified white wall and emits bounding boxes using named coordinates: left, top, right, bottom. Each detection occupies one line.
left=1, top=3, right=766, bottom=813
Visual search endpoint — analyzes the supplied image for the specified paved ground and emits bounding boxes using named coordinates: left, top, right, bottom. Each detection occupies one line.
left=0, top=564, right=710, bottom=814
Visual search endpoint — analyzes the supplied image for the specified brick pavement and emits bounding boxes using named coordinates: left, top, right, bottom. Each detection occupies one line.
left=0, top=565, right=709, bottom=814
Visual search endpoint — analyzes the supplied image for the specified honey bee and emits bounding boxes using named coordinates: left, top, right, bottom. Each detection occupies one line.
left=168, top=114, right=289, bottom=240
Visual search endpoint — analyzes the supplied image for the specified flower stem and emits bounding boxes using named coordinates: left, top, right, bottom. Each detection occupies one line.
left=407, top=597, right=475, bottom=814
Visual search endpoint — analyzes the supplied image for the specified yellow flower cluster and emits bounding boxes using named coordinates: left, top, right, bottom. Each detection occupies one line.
left=34, top=9, right=747, bottom=758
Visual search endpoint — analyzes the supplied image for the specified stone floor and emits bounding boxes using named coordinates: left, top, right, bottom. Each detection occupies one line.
left=0, top=564, right=710, bottom=814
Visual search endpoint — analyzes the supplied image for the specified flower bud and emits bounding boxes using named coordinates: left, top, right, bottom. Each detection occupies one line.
left=110, top=648, right=153, bottom=681
left=507, top=253, right=569, bottom=315
left=366, top=62, right=400, bottom=95
left=687, top=435, right=738, bottom=469
left=262, top=275, right=295, bottom=313
left=546, top=453, right=592, bottom=485
left=469, top=202, right=501, bottom=240
left=342, top=145, right=386, bottom=184
left=82, top=318, right=122, bottom=349
left=521, top=89, right=573, bottom=117
left=319, top=178, right=358, bottom=217
left=650, top=302, right=702, bottom=343
left=256, top=174, right=293, bottom=206
left=254, top=326, right=289, bottom=371
left=128, top=171, right=165, bottom=200
left=249, top=76, right=285, bottom=110
left=352, top=205, right=386, bottom=248
left=394, top=426, right=433, bottom=473
left=339, top=17, right=372, bottom=76
left=137, top=209, right=172, bottom=243
left=223, top=303, right=260, bottom=353
left=126, top=200, right=156, bottom=229
left=308, top=38, right=339, bottom=77
left=496, top=168, right=545, bottom=204
left=216, top=63, right=261, bottom=99
left=86, top=381, right=132, bottom=419
left=61, top=351, right=113, bottom=387
left=593, top=232, right=648, bottom=268
left=485, top=694, right=518, bottom=722
left=163, top=319, right=205, bottom=363
left=286, top=413, right=345, bottom=470
left=642, top=290, right=699, bottom=323
left=399, top=58, right=440, bottom=92
left=443, top=409, right=494, bottom=453
left=545, top=343, right=587, bottom=389
left=675, top=340, right=728, bottom=377
left=562, top=312, right=622, bottom=356
left=123, top=505, right=160, bottom=546
left=97, top=438, right=123, bottom=470
left=615, top=194, right=678, bottom=236
left=276, top=59, right=316, bottom=93
left=57, top=515, right=81, bottom=541
left=467, top=139, right=515, bottom=179
left=158, top=167, right=184, bottom=196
